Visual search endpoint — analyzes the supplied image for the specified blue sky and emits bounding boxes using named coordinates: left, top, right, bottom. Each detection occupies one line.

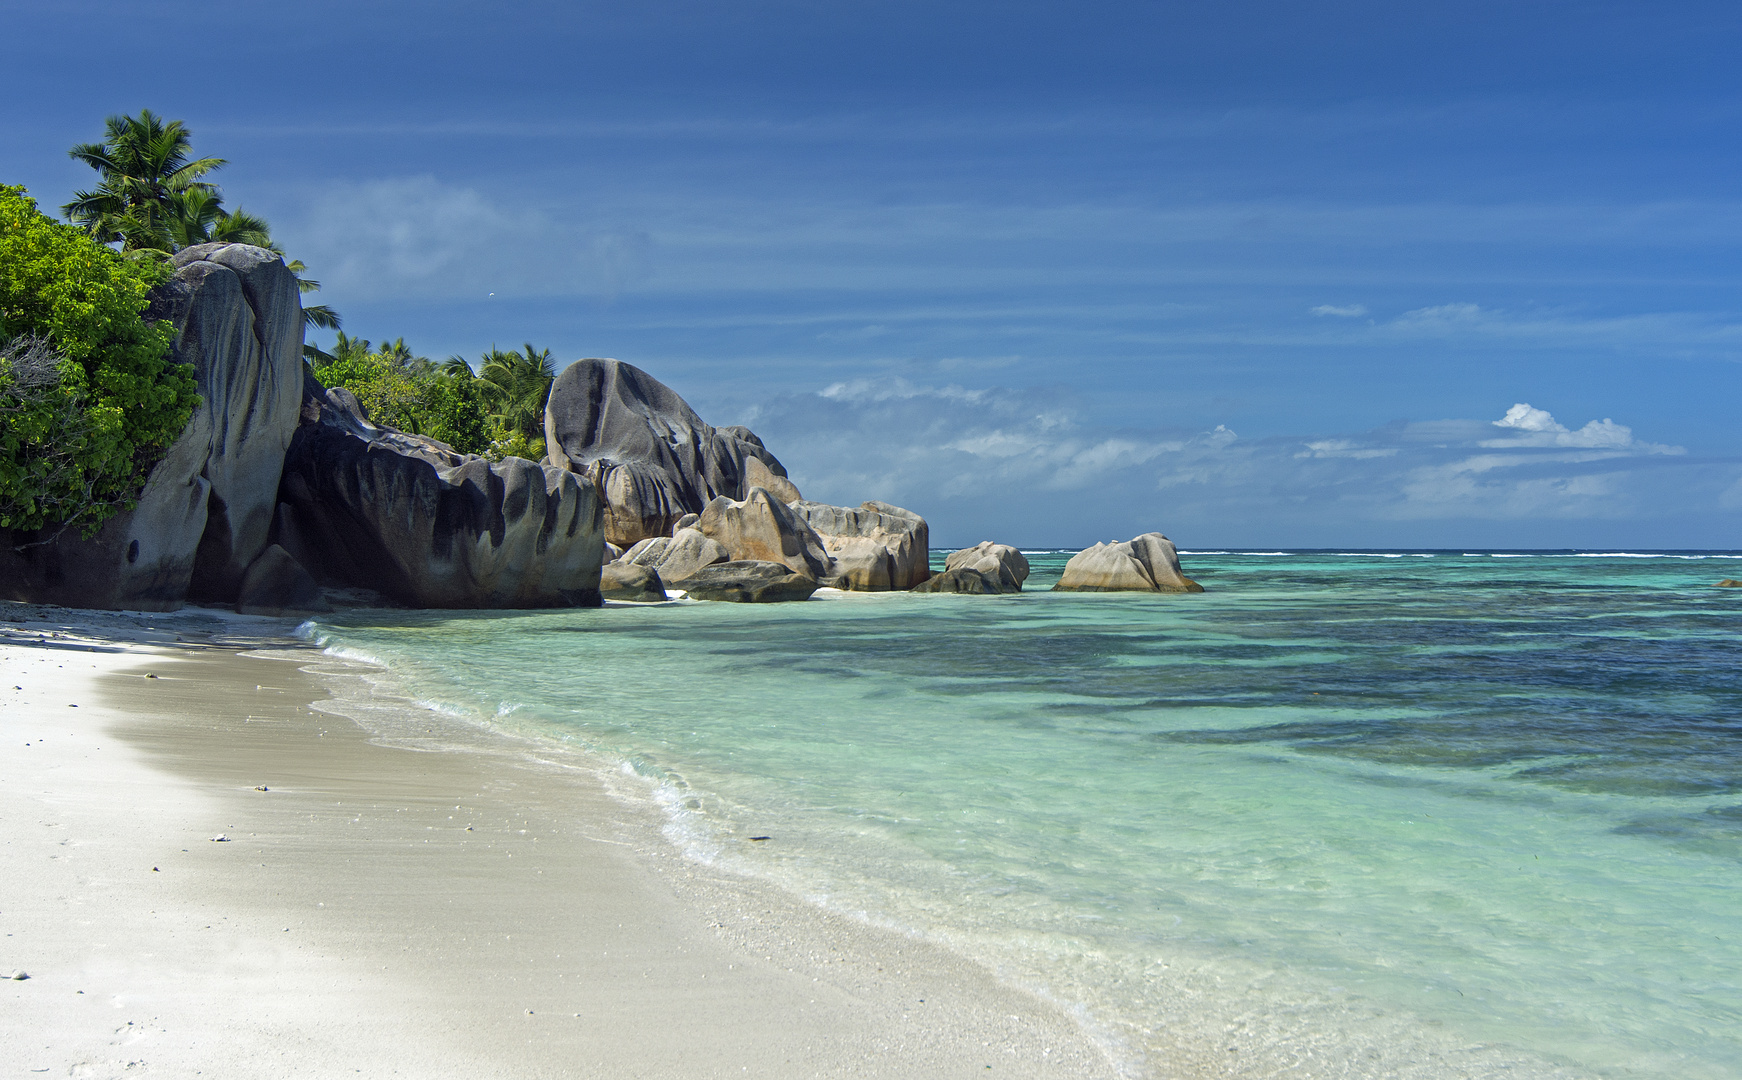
left=6, top=0, right=1741, bottom=547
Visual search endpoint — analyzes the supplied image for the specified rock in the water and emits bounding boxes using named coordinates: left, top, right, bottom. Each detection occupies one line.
left=0, top=244, right=304, bottom=610
left=1053, top=533, right=1203, bottom=593
left=910, top=567, right=1007, bottom=595
left=670, top=560, right=819, bottom=603
left=235, top=544, right=329, bottom=616
left=1717, top=579, right=1742, bottom=588
left=790, top=500, right=929, bottom=591
left=943, top=541, right=1028, bottom=592
left=697, top=489, right=833, bottom=580
left=276, top=379, right=606, bottom=608
left=623, top=526, right=731, bottom=583
left=600, top=561, right=668, bottom=601
left=543, top=358, right=797, bottom=546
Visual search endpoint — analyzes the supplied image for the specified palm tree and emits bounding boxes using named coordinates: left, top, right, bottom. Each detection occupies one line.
left=304, top=331, right=371, bottom=368
left=65, top=110, right=341, bottom=331
left=63, top=110, right=225, bottom=251
left=478, top=343, right=556, bottom=441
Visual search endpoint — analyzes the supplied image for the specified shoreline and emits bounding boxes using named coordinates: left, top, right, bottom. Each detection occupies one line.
left=0, top=603, right=1122, bottom=1079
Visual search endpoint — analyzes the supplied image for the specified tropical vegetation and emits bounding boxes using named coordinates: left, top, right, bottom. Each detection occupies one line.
left=304, top=336, right=557, bottom=459
left=0, top=186, right=198, bottom=535
left=62, top=110, right=339, bottom=330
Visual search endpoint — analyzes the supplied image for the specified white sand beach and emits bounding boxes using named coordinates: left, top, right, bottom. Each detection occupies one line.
left=0, top=605, right=1120, bottom=1079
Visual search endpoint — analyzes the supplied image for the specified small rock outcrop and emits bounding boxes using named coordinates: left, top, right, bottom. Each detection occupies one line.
left=235, top=544, right=329, bottom=616
left=697, top=489, right=834, bottom=580
left=1053, top=533, right=1203, bottom=593
left=943, top=542, right=1028, bottom=592
left=275, top=378, right=606, bottom=608
left=911, top=567, right=1008, bottom=595
left=1717, top=579, right=1742, bottom=588
left=669, top=560, right=819, bottom=603
left=791, top=500, right=930, bottom=591
left=600, top=561, right=667, bottom=602
left=744, top=456, right=802, bottom=504
left=0, top=244, right=304, bottom=610
left=543, top=358, right=798, bottom=546
left=620, top=527, right=732, bottom=584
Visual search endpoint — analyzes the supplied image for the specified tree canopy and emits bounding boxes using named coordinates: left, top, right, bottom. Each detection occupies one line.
left=306, top=337, right=558, bottom=461
left=62, top=110, right=339, bottom=331
left=0, top=186, right=198, bottom=535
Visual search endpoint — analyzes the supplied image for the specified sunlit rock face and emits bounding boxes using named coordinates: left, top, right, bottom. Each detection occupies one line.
left=1053, top=533, right=1203, bottom=593
left=792, top=500, right=931, bottom=592
left=696, top=489, right=834, bottom=581
left=943, top=542, right=1029, bottom=592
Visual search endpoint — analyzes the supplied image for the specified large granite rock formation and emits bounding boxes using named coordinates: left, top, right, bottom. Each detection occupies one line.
left=275, top=379, right=606, bottom=608
left=0, top=244, right=305, bottom=610
left=1053, top=533, right=1203, bottom=593
left=543, top=358, right=798, bottom=547
left=943, top=542, right=1029, bottom=592
left=669, top=560, right=819, bottom=603
left=619, top=527, right=732, bottom=584
left=697, top=489, right=834, bottom=580
left=791, top=500, right=930, bottom=591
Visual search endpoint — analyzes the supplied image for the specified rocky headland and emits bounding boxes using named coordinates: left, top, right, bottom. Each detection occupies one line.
left=2, top=247, right=1204, bottom=610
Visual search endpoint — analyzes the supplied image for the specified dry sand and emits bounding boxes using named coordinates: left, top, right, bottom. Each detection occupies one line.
left=0, top=605, right=1123, bottom=1079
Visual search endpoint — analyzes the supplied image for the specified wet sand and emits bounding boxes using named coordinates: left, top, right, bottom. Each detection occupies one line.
left=0, top=606, right=1120, bottom=1079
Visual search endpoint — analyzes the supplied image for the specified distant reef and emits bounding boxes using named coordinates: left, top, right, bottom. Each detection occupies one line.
left=1, top=247, right=1203, bottom=611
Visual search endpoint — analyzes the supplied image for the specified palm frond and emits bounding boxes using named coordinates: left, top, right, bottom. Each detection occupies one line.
left=301, top=305, right=342, bottom=330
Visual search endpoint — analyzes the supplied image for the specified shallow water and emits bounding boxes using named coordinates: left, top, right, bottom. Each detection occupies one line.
left=304, top=551, right=1742, bottom=1079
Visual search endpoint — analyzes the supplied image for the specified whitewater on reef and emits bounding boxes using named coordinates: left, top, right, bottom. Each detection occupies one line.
left=301, top=550, right=1742, bottom=1080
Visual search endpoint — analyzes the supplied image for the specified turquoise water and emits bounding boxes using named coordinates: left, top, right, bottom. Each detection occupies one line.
left=304, top=551, right=1742, bottom=1079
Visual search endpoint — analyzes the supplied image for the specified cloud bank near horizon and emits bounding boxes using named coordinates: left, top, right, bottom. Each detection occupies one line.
left=738, top=383, right=1734, bottom=548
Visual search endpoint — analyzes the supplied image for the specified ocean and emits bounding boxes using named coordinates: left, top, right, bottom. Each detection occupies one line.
left=301, top=550, right=1742, bottom=1079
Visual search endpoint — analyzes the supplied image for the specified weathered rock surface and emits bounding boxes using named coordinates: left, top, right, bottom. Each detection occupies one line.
left=790, top=500, right=929, bottom=591
left=235, top=544, right=329, bottom=616
left=944, top=542, right=1029, bottom=592
left=744, top=456, right=802, bottom=504
left=669, top=560, right=819, bottom=603
left=275, top=379, right=606, bottom=608
left=600, top=561, right=667, bottom=602
left=697, top=489, right=833, bottom=580
left=0, top=244, right=304, bottom=610
left=543, top=358, right=797, bottom=546
left=621, top=527, right=731, bottom=584
left=910, top=567, right=1008, bottom=595
left=1053, top=533, right=1203, bottom=593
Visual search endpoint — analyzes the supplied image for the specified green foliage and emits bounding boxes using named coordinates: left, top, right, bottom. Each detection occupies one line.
left=63, top=110, right=225, bottom=252
left=477, top=343, right=555, bottom=442
left=308, top=336, right=557, bottom=460
left=63, top=109, right=340, bottom=331
left=0, top=186, right=198, bottom=534
left=309, top=334, right=499, bottom=456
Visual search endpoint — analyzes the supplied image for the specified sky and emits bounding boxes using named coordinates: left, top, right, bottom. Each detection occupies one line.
left=5, top=0, right=1742, bottom=548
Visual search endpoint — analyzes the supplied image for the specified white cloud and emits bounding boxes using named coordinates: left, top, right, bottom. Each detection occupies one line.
left=1310, top=304, right=1368, bottom=317
left=1483, top=403, right=1680, bottom=452
left=740, top=378, right=1715, bottom=542
left=1492, top=402, right=1562, bottom=433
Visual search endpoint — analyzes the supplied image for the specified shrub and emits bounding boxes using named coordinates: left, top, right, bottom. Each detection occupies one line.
left=0, top=185, right=198, bottom=534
